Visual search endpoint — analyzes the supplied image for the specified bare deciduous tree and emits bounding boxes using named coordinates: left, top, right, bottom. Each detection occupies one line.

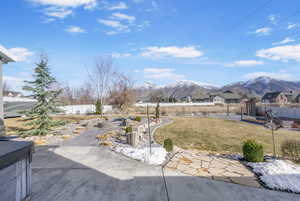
left=3, top=81, right=11, bottom=96
left=108, top=73, right=136, bottom=110
left=88, top=56, right=115, bottom=105
left=59, top=82, right=94, bottom=105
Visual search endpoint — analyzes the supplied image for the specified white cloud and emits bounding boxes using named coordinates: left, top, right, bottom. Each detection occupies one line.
left=105, top=31, right=118, bottom=35
left=65, top=25, right=86, bottom=33
left=98, top=19, right=128, bottom=30
left=30, top=0, right=97, bottom=9
left=44, top=7, right=73, bottom=18
left=111, top=12, right=136, bottom=23
left=287, top=23, right=297, bottom=30
left=141, top=46, right=203, bottom=58
left=104, top=1, right=128, bottom=10
left=136, top=20, right=150, bottom=31
left=30, top=0, right=97, bottom=20
left=272, top=37, right=295, bottom=45
left=1, top=46, right=34, bottom=62
left=143, top=68, right=185, bottom=80
left=253, top=27, right=272, bottom=36
left=256, top=44, right=300, bottom=62
left=268, top=14, right=277, bottom=24
left=244, top=72, right=292, bottom=80
left=111, top=53, right=131, bottom=58
left=227, top=60, right=264, bottom=67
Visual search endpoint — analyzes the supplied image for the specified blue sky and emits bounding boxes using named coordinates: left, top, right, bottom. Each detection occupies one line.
left=2, top=0, right=300, bottom=91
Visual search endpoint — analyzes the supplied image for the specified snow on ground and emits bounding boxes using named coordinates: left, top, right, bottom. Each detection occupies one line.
left=135, top=102, right=215, bottom=107
left=115, top=146, right=167, bottom=165
left=247, top=160, right=300, bottom=193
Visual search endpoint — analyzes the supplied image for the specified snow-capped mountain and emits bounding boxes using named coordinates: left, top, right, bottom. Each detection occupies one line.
left=136, top=76, right=300, bottom=101
left=222, top=76, right=300, bottom=95
left=136, top=80, right=217, bottom=100
left=165, top=80, right=219, bottom=90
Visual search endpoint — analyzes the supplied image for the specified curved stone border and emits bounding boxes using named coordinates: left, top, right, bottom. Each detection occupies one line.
left=150, top=118, right=174, bottom=145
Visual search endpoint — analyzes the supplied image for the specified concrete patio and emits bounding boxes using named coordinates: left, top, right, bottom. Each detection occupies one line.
left=30, top=127, right=300, bottom=201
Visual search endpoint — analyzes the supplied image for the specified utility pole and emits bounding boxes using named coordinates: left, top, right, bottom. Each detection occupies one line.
left=147, top=104, right=152, bottom=154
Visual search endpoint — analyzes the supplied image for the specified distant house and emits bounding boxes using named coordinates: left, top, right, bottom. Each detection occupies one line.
left=180, top=96, right=192, bottom=103
left=4, top=91, right=22, bottom=97
left=283, top=91, right=297, bottom=103
left=210, top=91, right=241, bottom=104
left=261, top=92, right=288, bottom=104
left=192, top=94, right=210, bottom=103
left=295, top=94, right=300, bottom=103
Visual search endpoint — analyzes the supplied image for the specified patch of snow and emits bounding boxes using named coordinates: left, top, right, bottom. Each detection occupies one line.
left=244, top=76, right=272, bottom=87
left=247, top=159, right=300, bottom=193
left=135, top=102, right=215, bottom=107
left=115, top=146, right=167, bottom=165
left=141, top=81, right=164, bottom=89
left=3, top=96, right=36, bottom=102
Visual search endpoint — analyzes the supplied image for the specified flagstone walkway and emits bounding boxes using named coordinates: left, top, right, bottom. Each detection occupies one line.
left=165, top=147, right=261, bottom=188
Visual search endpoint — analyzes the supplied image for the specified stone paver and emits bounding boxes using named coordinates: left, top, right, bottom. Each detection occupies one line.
left=165, top=147, right=261, bottom=188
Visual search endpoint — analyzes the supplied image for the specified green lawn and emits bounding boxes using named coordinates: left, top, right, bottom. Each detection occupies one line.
left=155, top=117, right=300, bottom=155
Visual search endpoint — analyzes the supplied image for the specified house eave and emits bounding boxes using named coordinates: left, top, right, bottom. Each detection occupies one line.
left=0, top=47, right=15, bottom=64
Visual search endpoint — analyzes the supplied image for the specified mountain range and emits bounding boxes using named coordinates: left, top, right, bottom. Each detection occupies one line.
left=136, top=77, right=300, bottom=100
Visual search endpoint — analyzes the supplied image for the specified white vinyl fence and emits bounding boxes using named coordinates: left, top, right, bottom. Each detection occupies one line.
left=134, top=102, right=215, bottom=107
left=59, top=105, right=113, bottom=115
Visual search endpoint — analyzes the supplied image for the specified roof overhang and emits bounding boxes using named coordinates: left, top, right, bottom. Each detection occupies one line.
left=0, top=45, right=15, bottom=64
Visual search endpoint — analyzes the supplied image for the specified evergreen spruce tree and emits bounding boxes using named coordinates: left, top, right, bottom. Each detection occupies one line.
left=155, top=101, right=160, bottom=119
left=23, top=55, right=62, bottom=136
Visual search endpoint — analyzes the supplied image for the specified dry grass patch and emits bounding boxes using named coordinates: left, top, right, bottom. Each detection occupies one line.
left=5, top=115, right=100, bottom=135
left=155, top=117, right=300, bottom=155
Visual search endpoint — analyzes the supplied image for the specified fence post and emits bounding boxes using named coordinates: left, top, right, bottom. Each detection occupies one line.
left=241, top=107, right=243, bottom=120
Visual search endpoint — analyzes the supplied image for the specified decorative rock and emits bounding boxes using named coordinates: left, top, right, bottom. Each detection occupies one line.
left=179, top=157, right=193, bottom=164
left=62, top=135, right=71, bottom=140
left=34, top=139, right=47, bottom=146
left=99, top=141, right=113, bottom=147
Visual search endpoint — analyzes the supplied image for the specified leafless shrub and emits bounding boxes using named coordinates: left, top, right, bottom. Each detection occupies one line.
left=281, top=140, right=300, bottom=162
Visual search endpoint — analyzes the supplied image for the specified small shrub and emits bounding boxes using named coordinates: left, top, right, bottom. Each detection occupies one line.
left=95, top=100, right=102, bottom=115
left=281, top=140, right=300, bottom=163
left=155, top=102, right=160, bottom=119
left=135, top=116, right=142, bottom=122
left=164, top=138, right=173, bottom=152
left=242, top=139, right=264, bottom=162
left=125, top=126, right=132, bottom=133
